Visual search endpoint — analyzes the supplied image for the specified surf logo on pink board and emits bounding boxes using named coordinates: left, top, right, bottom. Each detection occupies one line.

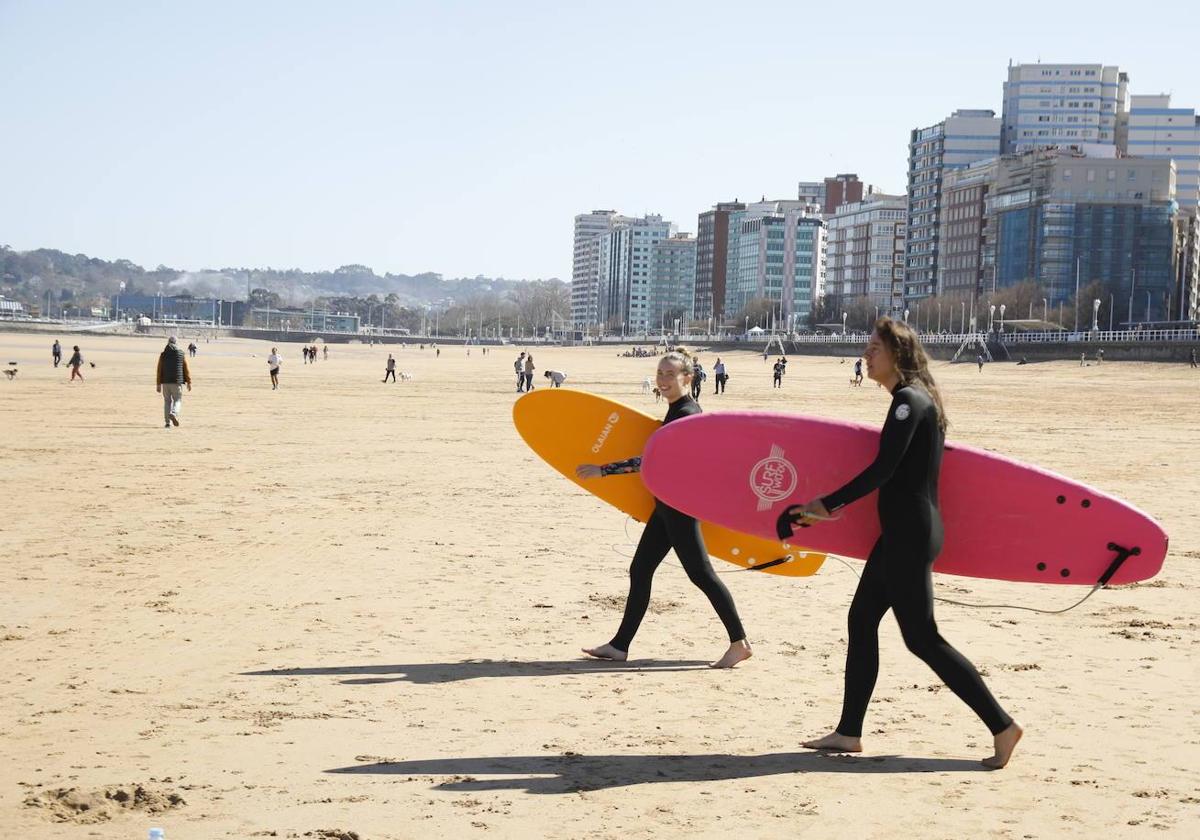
left=750, top=445, right=798, bottom=512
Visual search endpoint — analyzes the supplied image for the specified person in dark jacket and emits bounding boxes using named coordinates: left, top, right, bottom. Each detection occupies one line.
left=156, top=336, right=192, bottom=428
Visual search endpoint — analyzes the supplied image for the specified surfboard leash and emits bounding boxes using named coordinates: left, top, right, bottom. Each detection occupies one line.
left=833, top=543, right=1141, bottom=615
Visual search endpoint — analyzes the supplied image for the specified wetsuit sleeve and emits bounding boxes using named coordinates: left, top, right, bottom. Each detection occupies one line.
left=600, top=456, right=641, bottom=476
left=821, top=391, right=921, bottom=512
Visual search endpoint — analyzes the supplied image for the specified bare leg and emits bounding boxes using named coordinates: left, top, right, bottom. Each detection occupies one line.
left=982, top=721, right=1023, bottom=769
left=710, top=639, right=752, bottom=669
left=801, top=732, right=863, bottom=752
left=581, top=643, right=627, bottom=662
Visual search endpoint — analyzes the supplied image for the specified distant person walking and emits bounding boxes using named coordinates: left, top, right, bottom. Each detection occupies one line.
left=543, top=369, right=567, bottom=388
left=187, top=341, right=198, bottom=358
left=66, top=345, right=84, bottom=381
left=1191, top=348, right=1197, bottom=369
left=976, top=353, right=984, bottom=373
left=524, top=353, right=536, bottom=391
left=267, top=347, right=282, bottom=390
left=514, top=352, right=527, bottom=392
left=1095, top=348, right=1104, bottom=364
left=772, top=358, right=785, bottom=388
left=713, top=358, right=727, bottom=394
left=323, top=345, right=328, bottom=361
left=691, top=359, right=704, bottom=400
left=383, top=354, right=397, bottom=383
left=853, top=358, right=864, bottom=386
left=51, top=340, right=62, bottom=368
left=156, top=336, right=192, bottom=428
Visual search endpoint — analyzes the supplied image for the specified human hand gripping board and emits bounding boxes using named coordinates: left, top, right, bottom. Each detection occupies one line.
left=640, top=411, right=1166, bottom=586
left=512, top=390, right=824, bottom=576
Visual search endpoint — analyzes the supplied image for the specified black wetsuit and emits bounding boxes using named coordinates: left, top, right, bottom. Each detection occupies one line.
left=600, top=395, right=745, bottom=653
left=819, top=384, right=1012, bottom=738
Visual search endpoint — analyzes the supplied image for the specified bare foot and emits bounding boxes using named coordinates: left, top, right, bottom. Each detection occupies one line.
left=801, top=732, right=863, bottom=753
left=710, top=639, right=753, bottom=669
left=982, top=721, right=1023, bottom=769
left=581, top=643, right=627, bottom=662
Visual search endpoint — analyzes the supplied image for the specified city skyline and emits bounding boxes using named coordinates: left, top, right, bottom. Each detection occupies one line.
left=3, top=2, right=1197, bottom=281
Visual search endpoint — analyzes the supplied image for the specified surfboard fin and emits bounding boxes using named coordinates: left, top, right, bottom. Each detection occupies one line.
left=1098, top=543, right=1140, bottom=587
left=745, top=557, right=790, bottom=572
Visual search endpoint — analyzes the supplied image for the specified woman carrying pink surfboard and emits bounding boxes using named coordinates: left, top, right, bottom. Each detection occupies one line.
left=781, top=317, right=1023, bottom=770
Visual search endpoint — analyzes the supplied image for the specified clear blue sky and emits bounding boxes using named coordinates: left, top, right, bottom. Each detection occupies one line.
left=2, top=1, right=1195, bottom=281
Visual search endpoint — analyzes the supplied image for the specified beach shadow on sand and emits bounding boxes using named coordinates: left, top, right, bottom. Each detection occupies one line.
left=326, top=751, right=986, bottom=792
left=241, top=659, right=713, bottom=685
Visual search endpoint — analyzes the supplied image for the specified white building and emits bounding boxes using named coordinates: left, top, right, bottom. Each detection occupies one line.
left=571, top=210, right=632, bottom=328
left=724, top=200, right=825, bottom=326
left=1128, top=94, right=1200, bottom=210
left=825, top=194, right=907, bottom=315
left=596, top=215, right=675, bottom=333
left=905, top=109, right=1001, bottom=304
left=1001, top=62, right=1128, bottom=154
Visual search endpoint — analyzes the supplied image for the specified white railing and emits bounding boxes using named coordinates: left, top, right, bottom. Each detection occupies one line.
left=590, top=328, right=1200, bottom=346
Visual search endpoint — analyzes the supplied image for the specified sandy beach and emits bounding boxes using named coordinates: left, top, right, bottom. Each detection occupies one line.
left=1, top=332, right=1198, bottom=839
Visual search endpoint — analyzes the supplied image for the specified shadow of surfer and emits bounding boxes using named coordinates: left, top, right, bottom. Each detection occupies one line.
left=241, top=658, right=712, bottom=685
left=325, top=751, right=987, bottom=793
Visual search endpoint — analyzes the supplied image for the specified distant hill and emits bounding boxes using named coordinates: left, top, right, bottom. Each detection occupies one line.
left=0, top=246, right=562, bottom=310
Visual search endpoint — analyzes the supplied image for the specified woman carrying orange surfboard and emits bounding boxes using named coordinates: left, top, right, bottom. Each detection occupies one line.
left=782, top=317, right=1023, bottom=769
left=575, top=350, right=752, bottom=669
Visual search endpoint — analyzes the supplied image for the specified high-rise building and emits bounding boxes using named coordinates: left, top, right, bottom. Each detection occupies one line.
left=1000, top=62, right=1128, bottom=154
left=648, top=234, right=697, bottom=332
left=905, top=109, right=1001, bottom=306
left=724, top=200, right=825, bottom=326
left=824, top=194, right=907, bottom=316
left=798, top=174, right=874, bottom=215
left=571, top=210, right=629, bottom=328
left=797, top=181, right=826, bottom=209
left=595, top=215, right=674, bottom=333
left=983, top=148, right=1180, bottom=322
left=1128, top=94, right=1200, bottom=209
left=694, top=201, right=744, bottom=322
left=936, top=158, right=998, bottom=307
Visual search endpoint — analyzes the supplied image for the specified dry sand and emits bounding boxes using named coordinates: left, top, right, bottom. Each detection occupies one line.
left=1, top=332, right=1198, bottom=839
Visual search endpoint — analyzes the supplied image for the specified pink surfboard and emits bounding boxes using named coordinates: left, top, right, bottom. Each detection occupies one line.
left=640, top=412, right=1166, bottom=585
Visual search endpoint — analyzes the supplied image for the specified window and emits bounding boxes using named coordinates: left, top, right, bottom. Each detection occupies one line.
left=1087, top=169, right=1096, bottom=182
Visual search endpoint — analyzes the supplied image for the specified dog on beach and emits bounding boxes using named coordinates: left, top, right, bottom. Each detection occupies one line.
left=641, top=376, right=652, bottom=394
left=652, top=386, right=662, bottom=403
left=399, top=372, right=413, bottom=381
left=3, top=369, right=16, bottom=380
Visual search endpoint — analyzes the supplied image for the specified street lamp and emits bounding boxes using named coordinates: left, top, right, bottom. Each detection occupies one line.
left=989, top=304, right=996, bottom=332
left=1092, top=299, right=1102, bottom=332
left=841, top=312, right=847, bottom=335
left=903, top=308, right=910, bottom=324
left=1000, top=304, right=1006, bottom=333
left=1128, top=267, right=1136, bottom=329
left=1042, top=297, right=1048, bottom=324
left=937, top=302, right=942, bottom=333
left=116, top=281, right=125, bottom=321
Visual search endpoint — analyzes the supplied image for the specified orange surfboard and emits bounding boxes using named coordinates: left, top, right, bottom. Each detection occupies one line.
left=512, top=389, right=824, bottom=576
